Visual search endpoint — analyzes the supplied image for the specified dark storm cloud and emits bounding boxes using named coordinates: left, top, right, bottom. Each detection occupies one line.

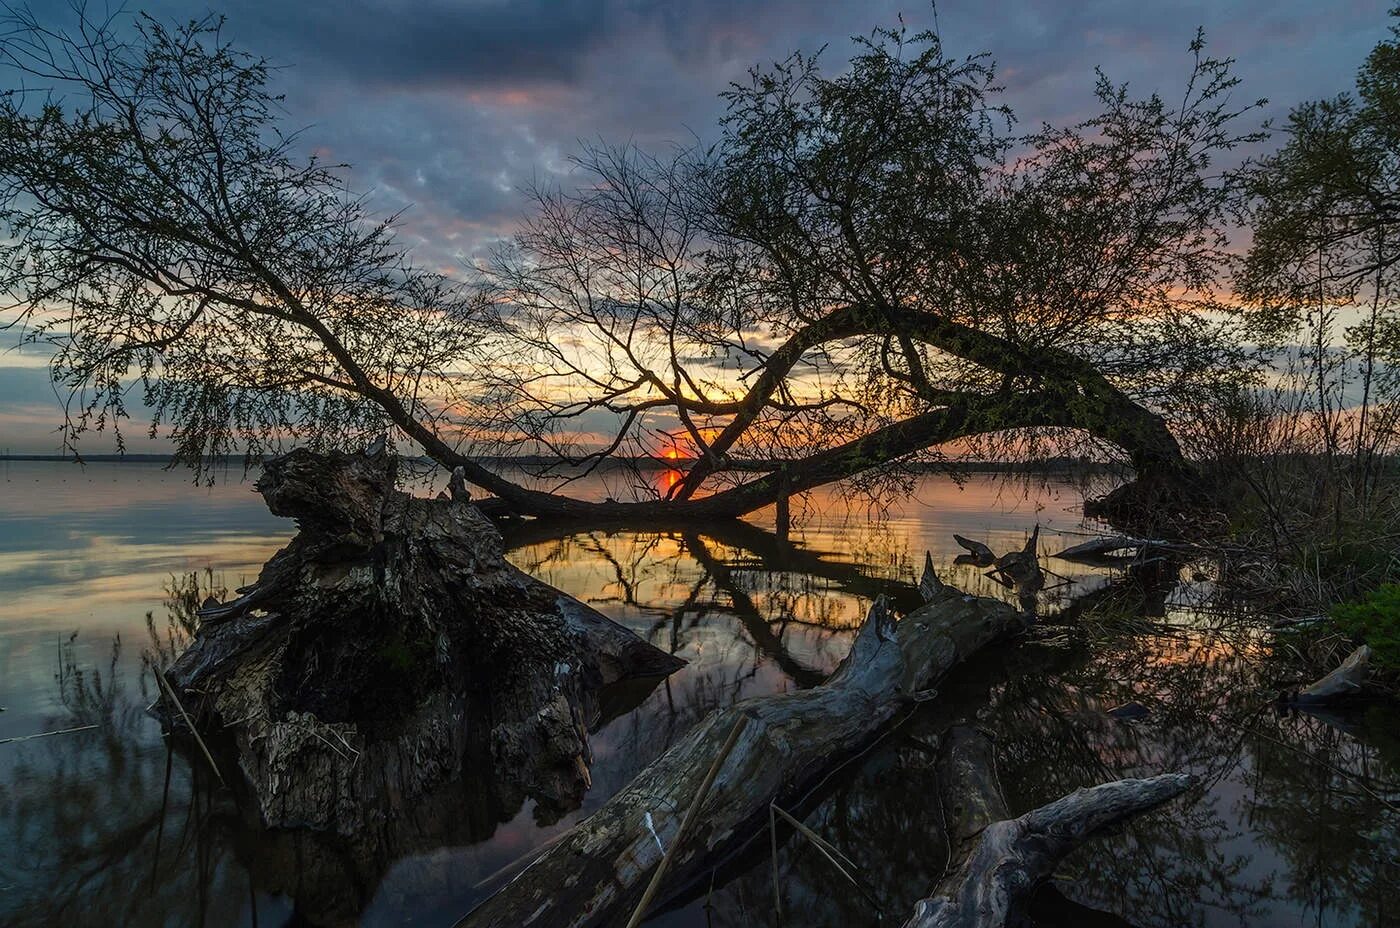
left=122, top=0, right=1388, bottom=262
left=195, top=0, right=620, bottom=89
left=65, top=0, right=1378, bottom=270
left=176, top=0, right=862, bottom=88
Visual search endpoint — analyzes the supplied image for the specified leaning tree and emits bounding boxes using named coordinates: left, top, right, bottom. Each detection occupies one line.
left=1, top=11, right=1259, bottom=520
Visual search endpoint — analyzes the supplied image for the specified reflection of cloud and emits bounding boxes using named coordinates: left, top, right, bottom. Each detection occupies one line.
left=0, top=462, right=289, bottom=633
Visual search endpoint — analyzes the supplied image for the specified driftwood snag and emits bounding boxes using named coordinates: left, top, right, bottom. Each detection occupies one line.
left=1288, top=645, right=1373, bottom=705
left=158, top=448, right=683, bottom=831
left=461, top=564, right=1029, bottom=928
left=908, top=726, right=1193, bottom=928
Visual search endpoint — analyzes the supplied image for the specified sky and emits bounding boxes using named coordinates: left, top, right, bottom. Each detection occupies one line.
left=0, top=0, right=1395, bottom=454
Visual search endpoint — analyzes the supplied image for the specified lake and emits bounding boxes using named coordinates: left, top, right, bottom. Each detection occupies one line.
left=0, top=460, right=1396, bottom=927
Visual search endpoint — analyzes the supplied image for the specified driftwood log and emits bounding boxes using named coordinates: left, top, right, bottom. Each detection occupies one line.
left=1051, top=535, right=1168, bottom=562
left=460, top=558, right=1029, bottom=928
left=1287, top=644, right=1373, bottom=705
left=906, top=726, right=1193, bottom=927
left=158, top=447, right=683, bottom=831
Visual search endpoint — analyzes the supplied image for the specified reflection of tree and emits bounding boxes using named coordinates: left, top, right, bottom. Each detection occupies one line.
left=630, top=561, right=1399, bottom=928
left=1245, top=708, right=1400, bottom=926
left=985, top=633, right=1273, bottom=928
left=0, top=631, right=249, bottom=928
left=4, top=532, right=1398, bottom=927
left=983, top=623, right=1400, bottom=928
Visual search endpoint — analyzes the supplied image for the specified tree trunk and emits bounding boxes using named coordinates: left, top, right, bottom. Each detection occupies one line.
left=427, top=302, right=1197, bottom=524
left=156, top=447, right=683, bottom=832
left=458, top=565, right=1028, bottom=928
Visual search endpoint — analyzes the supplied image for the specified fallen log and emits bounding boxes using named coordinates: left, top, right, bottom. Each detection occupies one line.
left=1049, top=534, right=1188, bottom=565
left=159, top=446, right=683, bottom=832
left=1052, top=535, right=1149, bottom=560
left=907, top=726, right=1193, bottom=927
left=1287, top=644, right=1373, bottom=705
left=459, top=560, right=1028, bottom=928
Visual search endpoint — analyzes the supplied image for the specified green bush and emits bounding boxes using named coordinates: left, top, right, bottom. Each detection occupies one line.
left=1332, top=584, right=1400, bottom=670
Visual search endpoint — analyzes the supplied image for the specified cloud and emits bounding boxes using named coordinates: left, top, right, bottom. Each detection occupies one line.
left=2, top=1, right=1396, bottom=451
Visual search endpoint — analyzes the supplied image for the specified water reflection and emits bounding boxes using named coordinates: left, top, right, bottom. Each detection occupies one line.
left=0, top=465, right=1396, bottom=927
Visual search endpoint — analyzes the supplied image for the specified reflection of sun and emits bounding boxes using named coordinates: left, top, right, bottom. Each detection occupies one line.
left=660, top=468, right=683, bottom=492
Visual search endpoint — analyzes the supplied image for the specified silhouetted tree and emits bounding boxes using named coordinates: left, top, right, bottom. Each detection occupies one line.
left=1238, top=7, right=1400, bottom=492
left=1, top=11, right=1260, bottom=518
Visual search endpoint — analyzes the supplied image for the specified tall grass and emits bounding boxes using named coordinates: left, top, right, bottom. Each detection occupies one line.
left=1178, top=324, right=1400, bottom=616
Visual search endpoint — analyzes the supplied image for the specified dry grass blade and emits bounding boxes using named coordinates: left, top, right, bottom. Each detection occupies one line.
left=0, top=723, right=98, bottom=745
left=770, top=803, right=883, bottom=914
left=624, top=712, right=749, bottom=928
left=770, top=803, right=782, bottom=926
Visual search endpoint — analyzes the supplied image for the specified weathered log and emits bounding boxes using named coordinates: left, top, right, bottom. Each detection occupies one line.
left=906, top=725, right=1193, bottom=928
left=1287, top=644, right=1373, bottom=705
left=158, top=447, right=683, bottom=832
left=1052, top=535, right=1154, bottom=561
left=460, top=564, right=1028, bottom=928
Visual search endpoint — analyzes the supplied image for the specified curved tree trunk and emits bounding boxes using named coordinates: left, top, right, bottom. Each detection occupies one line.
left=156, top=447, right=684, bottom=832
left=453, top=386, right=1190, bottom=523
left=380, top=303, right=1195, bottom=523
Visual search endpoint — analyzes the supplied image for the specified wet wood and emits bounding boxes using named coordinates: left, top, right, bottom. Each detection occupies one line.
left=1052, top=534, right=1158, bottom=561
left=1288, top=645, right=1373, bottom=705
left=459, top=567, right=1028, bottom=928
left=908, top=726, right=1193, bottom=928
left=159, top=446, right=683, bottom=832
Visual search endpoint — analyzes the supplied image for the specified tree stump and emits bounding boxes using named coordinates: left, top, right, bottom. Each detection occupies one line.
left=157, top=447, right=684, bottom=832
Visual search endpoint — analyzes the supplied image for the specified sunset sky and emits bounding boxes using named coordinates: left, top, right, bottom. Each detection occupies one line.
left=0, top=0, right=1394, bottom=454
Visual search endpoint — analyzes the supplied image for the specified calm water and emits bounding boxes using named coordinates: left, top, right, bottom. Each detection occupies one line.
left=0, top=461, right=1396, bottom=927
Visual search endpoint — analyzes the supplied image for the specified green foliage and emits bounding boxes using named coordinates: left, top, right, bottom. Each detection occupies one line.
left=1332, top=583, right=1400, bottom=669
left=1239, top=8, right=1400, bottom=354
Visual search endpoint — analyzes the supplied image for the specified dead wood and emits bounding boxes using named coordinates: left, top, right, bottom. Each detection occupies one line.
left=906, top=726, right=1193, bottom=928
left=459, top=563, right=1028, bottom=928
left=158, top=446, right=683, bottom=833
left=1287, top=645, right=1373, bottom=705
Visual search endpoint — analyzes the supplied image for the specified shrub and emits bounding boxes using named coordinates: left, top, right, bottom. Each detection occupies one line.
left=1331, top=584, right=1400, bottom=670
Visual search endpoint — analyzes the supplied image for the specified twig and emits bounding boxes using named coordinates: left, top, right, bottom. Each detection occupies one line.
left=769, top=803, right=782, bottom=926
left=154, top=669, right=227, bottom=787
left=0, top=723, right=98, bottom=745
left=770, top=803, right=883, bottom=914
left=625, top=712, right=749, bottom=928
